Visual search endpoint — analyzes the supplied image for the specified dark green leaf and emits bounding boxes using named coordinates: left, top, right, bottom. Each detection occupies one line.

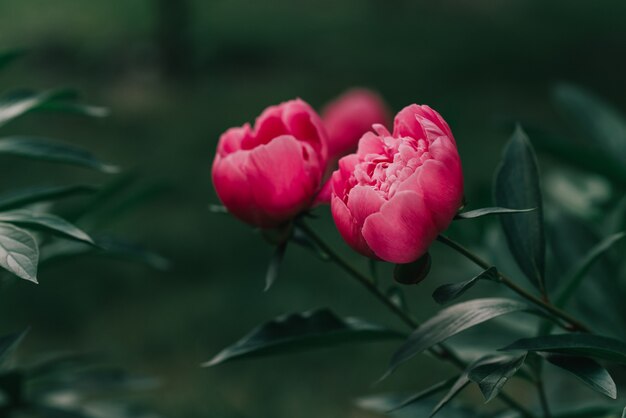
left=356, top=394, right=480, bottom=418
left=555, top=232, right=625, bottom=308
left=553, top=83, right=626, bottom=164
left=36, top=100, right=109, bottom=118
left=455, top=207, right=535, bottom=220
left=501, top=334, right=626, bottom=365
left=622, top=406, right=625, bottom=418
left=384, top=298, right=535, bottom=379
left=265, top=241, right=287, bottom=291
left=0, top=222, right=38, bottom=282
left=494, top=126, right=546, bottom=293
left=0, top=210, right=94, bottom=245
left=0, top=136, right=118, bottom=173
left=0, top=185, right=97, bottom=211
left=0, top=329, right=28, bottom=366
left=544, top=354, right=616, bottom=399
left=394, top=253, right=432, bottom=285
left=432, top=267, right=499, bottom=305
left=203, top=309, right=405, bottom=367
left=0, top=89, right=72, bottom=126
left=468, top=353, right=526, bottom=402
left=291, top=226, right=329, bottom=261
left=550, top=406, right=623, bottom=418
left=430, top=372, right=471, bottom=417
left=389, top=376, right=458, bottom=412
left=40, top=236, right=170, bottom=271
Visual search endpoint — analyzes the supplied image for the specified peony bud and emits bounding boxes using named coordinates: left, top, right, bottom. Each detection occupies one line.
left=212, top=99, right=328, bottom=228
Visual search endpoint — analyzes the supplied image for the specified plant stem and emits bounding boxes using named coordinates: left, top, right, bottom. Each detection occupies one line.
left=436, top=235, right=590, bottom=333
left=297, top=222, right=536, bottom=418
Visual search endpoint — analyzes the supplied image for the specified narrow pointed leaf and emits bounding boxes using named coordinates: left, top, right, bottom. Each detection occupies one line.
left=384, top=298, right=535, bottom=378
left=0, top=136, right=119, bottom=173
left=494, top=126, right=546, bottom=293
left=555, top=232, right=625, bottom=308
left=0, top=89, right=70, bottom=126
left=0, top=222, right=38, bottom=282
left=544, top=354, right=617, bottom=399
left=0, top=210, right=94, bottom=245
left=553, top=84, right=626, bottom=164
left=501, top=334, right=626, bottom=365
left=264, top=241, right=287, bottom=291
left=204, top=309, right=405, bottom=367
left=390, top=376, right=458, bottom=412
left=0, top=185, right=97, bottom=211
left=430, top=373, right=471, bottom=417
left=455, top=207, right=535, bottom=220
left=433, top=267, right=499, bottom=304
left=468, top=354, right=526, bottom=402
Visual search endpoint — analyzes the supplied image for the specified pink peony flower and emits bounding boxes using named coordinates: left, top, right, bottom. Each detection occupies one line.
left=322, top=88, right=391, bottom=161
left=212, top=99, right=328, bottom=228
left=329, top=104, right=463, bottom=263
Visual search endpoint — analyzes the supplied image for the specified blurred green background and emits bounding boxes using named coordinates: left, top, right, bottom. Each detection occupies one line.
left=0, top=0, right=625, bottom=416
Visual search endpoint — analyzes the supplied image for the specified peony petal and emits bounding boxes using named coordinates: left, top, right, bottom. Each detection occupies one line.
left=217, top=124, right=252, bottom=156
left=393, top=104, right=427, bottom=140
left=347, top=186, right=385, bottom=228
left=212, top=151, right=264, bottom=225
left=244, top=136, right=321, bottom=225
left=331, top=195, right=377, bottom=258
left=362, top=191, right=438, bottom=263
left=417, top=159, right=464, bottom=230
left=357, top=132, right=386, bottom=157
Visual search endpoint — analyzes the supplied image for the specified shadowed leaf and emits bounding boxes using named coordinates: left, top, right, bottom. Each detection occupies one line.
left=455, top=207, right=535, bottom=220
left=432, top=267, right=499, bottom=304
left=468, top=353, right=526, bottom=402
left=544, top=354, right=616, bottom=399
left=0, top=222, right=38, bottom=282
left=0, top=210, right=94, bottom=245
left=0, top=185, right=97, bottom=211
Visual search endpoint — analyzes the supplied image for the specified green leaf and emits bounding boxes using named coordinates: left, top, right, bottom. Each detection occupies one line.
left=0, top=89, right=69, bottom=126
left=0, top=49, right=24, bottom=70
left=455, top=207, right=535, bottom=220
left=264, top=241, right=287, bottom=291
left=544, top=354, right=616, bottom=399
left=432, top=267, right=499, bottom=305
left=40, top=236, right=170, bottom=271
left=0, top=210, right=94, bottom=245
left=501, top=334, right=626, bottom=365
left=555, top=232, right=625, bottom=308
left=0, top=136, right=119, bottom=173
left=383, top=298, right=535, bottom=379
left=389, top=376, right=458, bottom=412
left=622, top=406, right=625, bottom=418
left=553, top=83, right=626, bottom=165
left=468, top=353, right=526, bottom=402
left=0, top=222, right=38, bottom=282
left=0, top=185, right=98, bottom=211
left=494, top=126, right=546, bottom=293
left=203, top=309, right=405, bottom=367
left=394, top=253, right=432, bottom=285
left=0, top=329, right=28, bottom=366
left=430, top=372, right=471, bottom=417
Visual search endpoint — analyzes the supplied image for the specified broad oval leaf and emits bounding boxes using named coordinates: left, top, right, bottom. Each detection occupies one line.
left=501, top=334, right=626, bottom=365
left=384, top=298, right=535, bottom=379
left=544, top=354, right=617, bottom=399
left=455, top=207, right=535, bottom=220
left=553, top=83, right=626, bottom=165
left=0, top=185, right=97, bottom=211
left=0, top=222, right=38, bottom=282
left=432, top=267, right=499, bottom=305
left=468, top=353, right=527, bottom=402
left=204, top=309, right=405, bottom=367
left=0, top=210, right=94, bottom=245
left=494, top=126, right=546, bottom=293
left=0, top=136, right=119, bottom=173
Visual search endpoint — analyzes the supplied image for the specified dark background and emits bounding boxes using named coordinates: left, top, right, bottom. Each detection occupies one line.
left=0, top=1, right=625, bottom=417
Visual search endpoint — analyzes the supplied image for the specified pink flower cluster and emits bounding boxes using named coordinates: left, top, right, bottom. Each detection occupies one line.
left=212, top=89, right=463, bottom=263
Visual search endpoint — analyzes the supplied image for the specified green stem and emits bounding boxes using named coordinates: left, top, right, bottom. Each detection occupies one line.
left=298, top=222, right=536, bottom=418
left=436, top=235, right=590, bottom=333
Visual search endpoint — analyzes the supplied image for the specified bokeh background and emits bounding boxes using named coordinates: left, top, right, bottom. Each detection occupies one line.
left=0, top=1, right=625, bottom=417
